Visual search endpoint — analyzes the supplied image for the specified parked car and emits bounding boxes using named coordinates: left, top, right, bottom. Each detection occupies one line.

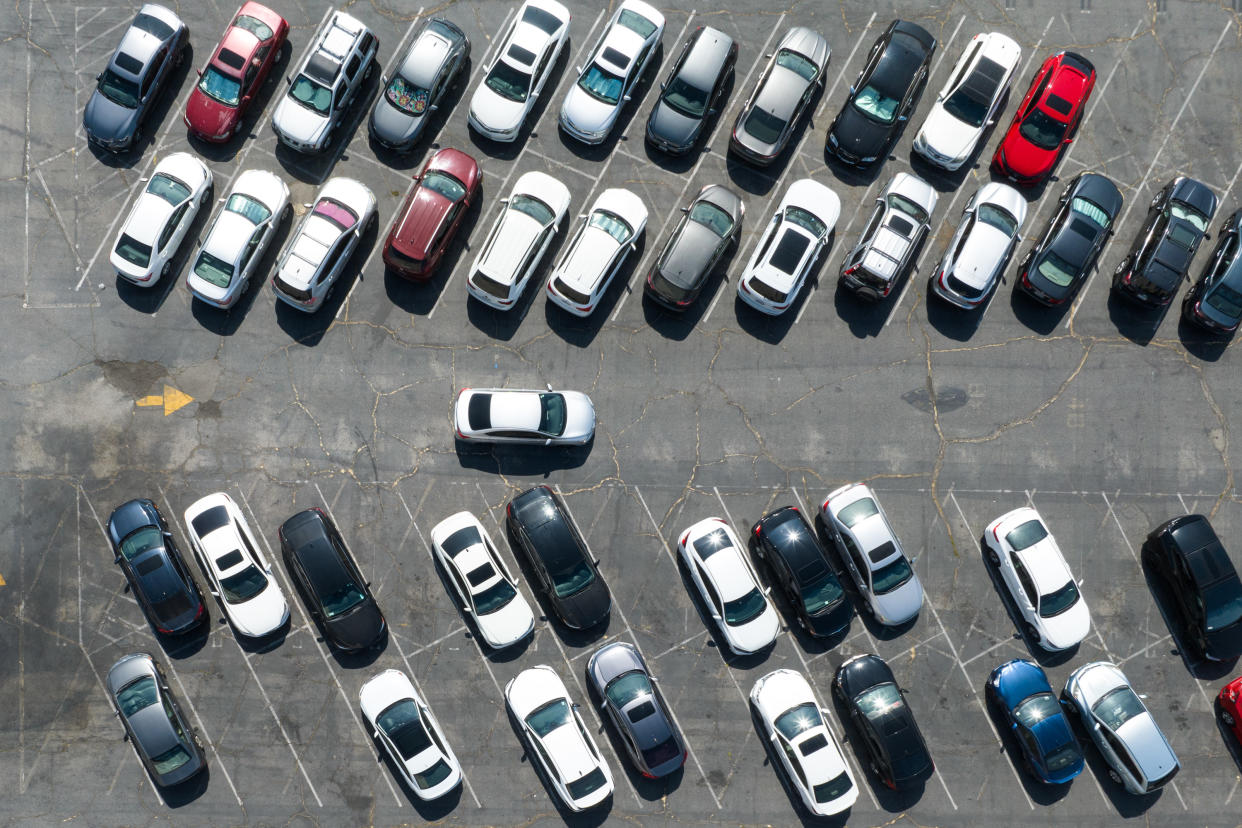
left=186, top=168, right=290, bottom=309
left=184, top=2, right=289, bottom=142
left=1113, top=176, right=1218, bottom=307
left=644, top=184, right=744, bottom=310
left=913, top=32, right=1021, bottom=170
left=184, top=491, right=289, bottom=638
left=986, top=659, right=1084, bottom=784
left=1182, top=208, right=1242, bottom=333
left=559, top=0, right=664, bottom=144
left=505, top=665, right=614, bottom=811
left=454, top=385, right=595, bottom=445
left=272, top=177, right=376, bottom=312
left=750, top=505, right=851, bottom=636
left=1144, top=514, right=1242, bottom=662
left=826, top=19, right=936, bottom=167
left=107, top=498, right=206, bottom=635
left=1219, top=676, right=1242, bottom=745
left=84, top=4, right=188, bottom=151
left=586, top=642, right=687, bottom=779
left=983, top=507, right=1090, bottom=651
left=272, top=11, right=377, bottom=152
left=506, top=486, right=611, bottom=630
left=1062, top=661, right=1180, bottom=794
left=737, top=178, right=840, bottom=315
left=369, top=18, right=469, bottom=151
left=359, top=669, right=462, bottom=799
left=278, top=508, right=385, bottom=652
left=468, top=0, right=571, bottom=142
left=110, top=152, right=213, bottom=287
left=730, top=27, right=830, bottom=166
left=992, top=51, right=1096, bottom=184
left=430, top=511, right=535, bottom=649
left=1016, top=172, right=1122, bottom=306
left=929, top=181, right=1026, bottom=309
left=546, top=188, right=648, bottom=317
left=383, top=147, right=482, bottom=280
left=833, top=653, right=934, bottom=789
left=466, top=171, right=570, bottom=310
left=838, top=172, right=937, bottom=301
left=107, top=652, right=206, bottom=787
left=677, top=517, right=779, bottom=654
left=645, top=26, right=736, bottom=155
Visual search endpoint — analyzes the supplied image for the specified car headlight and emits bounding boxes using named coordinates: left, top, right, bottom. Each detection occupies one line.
left=860, top=155, right=877, bottom=164
left=827, top=131, right=839, bottom=147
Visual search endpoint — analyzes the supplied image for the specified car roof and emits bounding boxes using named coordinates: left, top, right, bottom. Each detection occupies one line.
left=869, top=33, right=926, bottom=97
left=281, top=511, right=352, bottom=596
left=1014, top=535, right=1073, bottom=592
left=403, top=25, right=454, bottom=88
left=538, top=719, right=597, bottom=786
left=763, top=510, right=832, bottom=585
left=677, top=27, right=734, bottom=90
left=701, top=544, right=755, bottom=600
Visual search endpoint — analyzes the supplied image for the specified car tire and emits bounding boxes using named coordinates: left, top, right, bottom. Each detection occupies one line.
left=1149, top=193, right=1160, bottom=210
left=1113, top=257, right=1130, bottom=278
left=160, top=260, right=171, bottom=281
left=1024, top=623, right=1041, bottom=646
left=282, top=203, right=293, bottom=223
left=199, top=188, right=211, bottom=208
left=1223, top=710, right=1236, bottom=726
left=365, top=60, right=375, bottom=81
left=367, top=212, right=378, bottom=233
left=985, top=546, right=1000, bottom=567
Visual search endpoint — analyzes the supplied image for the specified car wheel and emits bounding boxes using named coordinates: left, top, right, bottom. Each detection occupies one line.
left=160, top=260, right=171, bottom=281
left=1107, top=768, right=1123, bottom=786
left=796, top=616, right=807, bottom=631
left=985, top=546, right=1000, bottom=567
left=1223, top=711, right=1236, bottom=726
left=1024, top=623, right=1041, bottom=646
left=1113, top=257, right=1130, bottom=277
left=1149, top=193, right=1161, bottom=210
left=199, top=188, right=211, bottom=208
left=365, top=60, right=375, bottom=81
left=282, top=203, right=293, bottom=223
left=367, top=212, right=378, bottom=233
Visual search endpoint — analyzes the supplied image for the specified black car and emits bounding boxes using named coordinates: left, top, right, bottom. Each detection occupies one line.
left=833, top=653, right=934, bottom=789
left=826, top=20, right=936, bottom=167
left=1016, top=173, right=1123, bottom=306
left=645, top=25, right=737, bottom=155
left=750, top=506, right=852, bottom=636
left=506, top=485, right=611, bottom=630
left=1112, top=176, right=1218, bottom=307
left=278, top=508, right=386, bottom=652
left=107, top=498, right=206, bottom=635
left=1144, top=514, right=1242, bottom=662
left=1183, top=208, right=1242, bottom=333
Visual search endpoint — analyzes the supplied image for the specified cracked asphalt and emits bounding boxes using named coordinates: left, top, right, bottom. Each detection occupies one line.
left=3, top=0, right=1242, bottom=825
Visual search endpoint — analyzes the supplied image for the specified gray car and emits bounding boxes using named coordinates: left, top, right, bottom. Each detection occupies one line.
left=645, top=26, right=737, bottom=155
left=644, top=184, right=743, bottom=310
left=729, top=27, right=830, bottom=166
left=586, top=642, right=686, bottom=778
left=106, top=652, right=206, bottom=788
left=369, top=18, right=469, bottom=151
left=84, top=4, right=188, bottom=151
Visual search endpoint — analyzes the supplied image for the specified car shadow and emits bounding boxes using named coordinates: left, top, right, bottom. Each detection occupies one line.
left=831, top=281, right=890, bottom=339
left=467, top=39, right=572, bottom=160
left=188, top=39, right=294, bottom=164
left=383, top=193, right=485, bottom=316
left=734, top=236, right=834, bottom=344
left=1060, top=701, right=1163, bottom=817
left=825, top=684, right=927, bottom=812
left=272, top=58, right=383, bottom=185
left=1176, top=313, right=1233, bottom=362
left=1138, top=542, right=1239, bottom=681
left=823, top=149, right=885, bottom=190
left=746, top=698, right=850, bottom=824
left=87, top=43, right=195, bottom=168
left=642, top=237, right=743, bottom=341
left=455, top=437, right=593, bottom=475
left=190, top=203, right=295, bottom=334
left=1106, top=290, right=1168, bottom=346
left=367, top=57, right=473, bottom=172
left=924, top=282, right=997, bottom=343
left=981, top=683, right=1075, bottom=807
left=329, top=630, right=387, bottom=669
left=1008, top=280, right=1071, bottom=336
left=503, top=703, right=615, bottom=825
left=158, top=620, right=211, bottom=660
left=580, top=676, right=685, bottom=803
left=544, top=234, right=648, bottom=348
left=115, top=187, right=217, bottom=314
left=162, top=765, right=210, bottom=807
left=978, top=537, right=1078, bottom=669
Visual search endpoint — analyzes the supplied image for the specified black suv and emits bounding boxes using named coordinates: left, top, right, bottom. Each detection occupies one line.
left=834, top=653, right=934, bottom=790
left=1144, top=514, right=1242, bottom=662
left=278, top=508, right=386, bottom=651
left=1112, top=176, right=1217, bottom=307
left=107, top=498, right=206, bottom=635
left=750, top=506, right=851, bottom=636
left=506, top=486, right=610, bottom=630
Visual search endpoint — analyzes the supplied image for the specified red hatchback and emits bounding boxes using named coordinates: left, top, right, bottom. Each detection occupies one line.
left=1220, top=677, right=1242, bottom=745
left=184, top=2, right=289, bottom=142
left=383, top=148, right=481, bottom=281
left=992, top=51, right=1095, bottom=185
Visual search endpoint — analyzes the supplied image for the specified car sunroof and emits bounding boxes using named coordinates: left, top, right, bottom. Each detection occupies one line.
left=1045, top=93, right=1073, bottom=116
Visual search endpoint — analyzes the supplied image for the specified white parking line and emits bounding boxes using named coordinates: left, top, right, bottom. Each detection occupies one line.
left=472, top=6, right=517, bottom=80
left=1099, top=491, right=1139, bottom=564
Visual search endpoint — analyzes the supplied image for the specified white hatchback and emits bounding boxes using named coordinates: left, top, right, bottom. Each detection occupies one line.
left=930, top=181, right=1026, bottom=309
left=546, top=188, right=647, bottom=317
left=359, top=669, right=462, bottom=799
left=737, top=179, right=840, bottom=315
left=111, top=152, right=213, bottom=287
left=677, top=517, right=779, bottom=654
left=272, top=177, right=376, bottom=312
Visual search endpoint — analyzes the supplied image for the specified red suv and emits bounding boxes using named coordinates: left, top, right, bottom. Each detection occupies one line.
left=383, top=148, right=481, bottom=280
left=992, top=51, right=1095, bottom=185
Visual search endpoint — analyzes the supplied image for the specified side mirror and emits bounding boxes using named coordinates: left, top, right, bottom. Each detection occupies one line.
left=1063, top=137, right=1073, bottom=145
left=463, top=606, right=470, bottom=613
left=209, top=588, right=220, bottom=597
left=660, top=82, right=666, bottom=90
left=114, top=555, right=121, bottom=563
left=848, top=86, right=855, bottom=96
left=763, top=587, right=772, bottom=596
left=373, top=729, right=380, bottom=740
left=572, top=702, right=580, bottom=710
left=592, top=556, right=601, bottom=565
left=381, top=74, right=388, bottom=84
left=575, top=66, right=583, bottom=73
left=544, top=438, right=552, bottom=446
left=546, top=382, right=553, bottom=391
left=680, top=206, right=689, bottom=213
left=600, top=699, right=608, bottom=709
left=242, top=94, right=252, bottom=105
left=286, top=75, right=292, bottom=85
left=96, top=73, right=102, bottom=82
left=623, top=94, right=631, bottom=102
left=898, top=114, right=908, bottom=122
left=708, top=107, right=718, bottom=116
left=769, top=732, right=777, bottom=741
left=711, top=613, right=722, bottom=621
left=429, top=104, right=438, bottom=112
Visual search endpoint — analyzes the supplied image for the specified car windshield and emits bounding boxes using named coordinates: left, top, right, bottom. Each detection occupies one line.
left=321, top=579, right=366, bottom=618
left=151, top=743, right=193, bottom=774
left=115, top=234, right=152, bottom=268
left=977, top=203, right=1018, bottom=236
left=784, top=206, right=826, bottom=237
left=414, top=758, right=453, bottom=789
left=888, top=192, right=929, bottom=224
left=474, top=577, right=518, bottom=615
left=567, top=767, right=608, bottom=799
left=837, top=497, right=878, bottom=528
left=192, top=251, right=235, bottom=288
left=813, top=771, right=854, bottom=804
left=510, top=193, right=555, bottom=226
left=1170, top=201, right=1208, bottom=232
left=853, top=84, right=900, bottom=123
left=485, top=60, right=532, bottom=102
left=290, top=75, right=331, bottom=115
left=578, top=63, right=625, bottom=105
left=1036, top=251, right=1079, bottom=287
left=538, top=393, right=567, bottom=435
left=97, top=68, right=140, bottom=108
left=689, top=201, right=734, bottom=237
left=605, top=670, right=652, bottom=708
left=1071, top=197, right=1111, bottom=229
left=662, top=75, right=709, bottom=117
left=802, top=571, right=844, bottom=614
left=872, top=556, right=914, bottom=594
left=378, top=700, right=433, bottom=759
left=385, top=74, right=432, bottom=116
left=226, top=193, right=271, bottom=225
left=942, top=83, right=989, bottom=127
left=551, top=558, right=596, bottom=598
left=855, top=682, right=903, bottom=719
left=422, top=170, right=467, bottom=202
left=1039, top=579, right=1081, bottom=617
left=1013, top=692, right=1061, bottom=728
left=526, top=697, right=571, bottom=737
left=1004, top=519, right=1048, bottom=551
left=147, top=173, right=190, bottom=206
left=219, top=564, right=268, bottom=603
left=723, top=587, right=767, bottom=625
left=774, top=702, right=823, bottom=740
left=1018, top=108, right=1068, bottom=150
left=1205, top=283, right=1242, bottom=319
left=117, top=676, right=158, bottom=717
left=589, top=209, right=633, bottom=245
left=742, top=106, right=785, bottom=145
left=1204, top=581, right=1242, bottom=631
left=119, top=526, right=163, bottom=561
left=1092, top=685, right=1144, bottom=731
left=233, top=14, right=274, bottom=41
left=198, top=65, right=242, bottom=107
left=775, top=49, right=818, bottom=82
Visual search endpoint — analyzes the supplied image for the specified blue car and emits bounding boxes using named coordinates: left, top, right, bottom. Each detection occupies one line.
left=987, top=659, right=1084, bottom=784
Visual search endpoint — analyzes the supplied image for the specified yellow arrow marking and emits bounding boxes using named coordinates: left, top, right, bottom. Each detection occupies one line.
left=0, top=573, right=6, bottom=586
left=135, top=385, right=194, bottom=416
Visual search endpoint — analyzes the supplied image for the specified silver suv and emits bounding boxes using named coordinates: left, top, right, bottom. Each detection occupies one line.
left=839, top=172, right=937, bottom=301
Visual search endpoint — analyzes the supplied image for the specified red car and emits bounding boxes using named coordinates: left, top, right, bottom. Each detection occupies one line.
left=184, top=2, right=289, bottom=142
left=992, top=51, right=1095, bottom=185
left=1221, top=677, right=1242, bottom=744
left=383, top=148, right=481, bottom=281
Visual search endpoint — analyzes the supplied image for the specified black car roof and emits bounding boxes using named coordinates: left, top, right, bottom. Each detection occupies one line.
left=869, top=38, right=925, bottom=97
left=283, top=511, right=353, bottom=595
left=762, top=509, right=830, bottom=583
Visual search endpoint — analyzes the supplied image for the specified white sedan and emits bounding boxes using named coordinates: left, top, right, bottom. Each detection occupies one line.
left=677, top=517, right=779, bottom=654
left=454, top=386, right=595, bottom=445
left=359, top=669, right=462, bottom=799
left=187, top=169, right=290, bottom=309
left=272, top=177, right=376, bottom=312
left=183, top=492, right=289, bottom=638
left=983, top=507, right=1090, bottom=651
left=930, top=181, right=1026, bottom=309
left=505, top=665, right=613, bottom=812
left=558, top=0, right=664, bottom=144
left=429, top=511, right=534, bottom=649
left=110, top=152, right=213, bottom=287
left=546, top=188, right=648, bottom=317
left=737, top=179, right=840, bottom=315
left=467, top=171, right=571, bottom=310
left=751, top=669, right=858, bottom=817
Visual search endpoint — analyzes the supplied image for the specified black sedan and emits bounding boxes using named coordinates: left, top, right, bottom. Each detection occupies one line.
left=107, top=498, right=206, bottom=636
left=645, top=25, right=737, bottom=155
left=1183, top=208, right=1242, bottom=333
left=833, top=653, right=934, bottom=789
left=750, top=506, right=852, bottom=636
left=278, top=508, right=386, bottom=652
left=826, top=20, right=936, bottom=167
left=1113, top=176, right=1218, bottom=307
left=1016, top=173, right=1123, bottom=305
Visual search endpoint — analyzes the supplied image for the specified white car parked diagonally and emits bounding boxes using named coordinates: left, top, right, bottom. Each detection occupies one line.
left=677, top=517, right=779, bottom=654
left=930, top=181, right=1026, bottom=309
left=546, top=188, right=648, bottom=317
left=359, top=669, right=463, bottom=799
left=111, top=152, right=213, bottom=287
left=737, top=178, right=840, bottom=315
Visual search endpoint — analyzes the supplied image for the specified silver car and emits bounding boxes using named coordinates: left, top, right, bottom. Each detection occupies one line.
left=643, top=184, right=743, bottom=311
left=586, top=642, right=686, bottom=779
left=729, top=27, right=829, bottom=166
left=369, top=18, right=469, bottom=151
left=106, top=652, right=206, bottom=788
left=839, top=172, right=938, bottom=301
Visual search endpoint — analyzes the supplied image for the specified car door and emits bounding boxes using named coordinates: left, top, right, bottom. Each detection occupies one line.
left=837, top=530, right=866, bottom=593
left=140, top=46, right=169, bottom=116
left=158, top=201, right=192, bottom=267
left=694, top=561, right=724, bottom=621
left=444, top=553, right=472, bottom=608
left=1010, top=557, right=1039, bottom=621
left=237, top=225, right=265, bottom=286
left=776, top=734, right=807, bottom=797
left=343, top=52, right=363, bottom=103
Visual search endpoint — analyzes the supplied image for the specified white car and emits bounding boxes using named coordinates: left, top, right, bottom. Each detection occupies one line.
left=359, top=669, right=462, bottom=799
left=821, top=483, right=924, bottom=626
left=187, top=169, right=290, bottom=309
left=913, top=32, right=1021, bottom=170
left=983, top=507, right=1090, bottom=650
left=558, top=0, right=664, bottom=144
left=737, top=179, right=840, bottom=315
left=429, top=511, right=534, bottom=649
left=930, top=181, right=1026, bottom=309
left=183, top=492, right=289, bottom=638
left=546, top=188, right=647, bottom=317
left=110, top=152, right=213, bottom=287
left=272, top=177, right=377, bottom=312
left=505, top=665, right=613, bottom=811
left=453, top=386, right=595, bottom=445
left=467, top=171, right=571, bottom=310
left=468, top=0, right=571, bottom=142
left=677, top=517, right=779, bottom=654
left=751, top=669, right=858, bottom=817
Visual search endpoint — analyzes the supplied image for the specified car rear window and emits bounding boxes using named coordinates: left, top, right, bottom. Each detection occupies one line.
left=618, top=9, right=658, bottom=38
left=191, top=505, right=230, bottom=538
left=521, top=4, right=563, bottom=35
left=813, top=770, right=854, bottom=804
left=114, top=234, right=152, bottom=268
left=233, top=14, right=274, bottom=42
left=692, top=528, right=731, bottom=559
left=1004, top=519, right=1048, bottom=551
left=566, top=767, right=608, bottom=800
left=133, top=12, right=175, bottom=40
left=837, top=497, right=878, bottom=528
left=552, top=277, right=592, bottom=305
left=467, top=394, right=492, bottom=429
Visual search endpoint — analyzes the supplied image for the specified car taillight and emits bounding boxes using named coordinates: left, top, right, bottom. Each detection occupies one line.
left=1020, top=270, right=1032, bottom=289
left=640, top=770, right=656, bottom=779
left=194, top=602, right=205, bottom=621
left=753, top=524, right=762, bottom=536
left=842, top=265, right=859, bottom=277
left=157, top=624, right=173, bottom=634
left=679, top=530, right=690, bottom=546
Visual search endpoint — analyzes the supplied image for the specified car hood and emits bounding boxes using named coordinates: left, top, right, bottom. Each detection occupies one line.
left=998, top=128, right=1057, bottom=178
left=227, top=581, right=289, bottom=637
left=873, top=572, right=923, bottom=625
left=371, top=96, right=428, bottom=146
left=658, top=220, right=719, bottom=289
left=948, top=223, right=1010, bottom=291
left=562, top=86, right=619, bottom=136
left=470, top=85, right=527, bottom=133
left=1171, top=179, right=1218, bottom=218
left=726, top=603, right=779, bottom=654
left=647, top=101, right=701, bottom=148
left=85, top=90, right=139, bottom=142
left=554, top=576, right=610, bottom=629
left=324, top=600, right=385, bottom=650
left=832, top=104, right=890, bottom=159
left=476, top=590, right=535, bottom=648
left=274, top=96, right=330, bottom=144
left=918, top=104, right=980, bottom=160
left=185, top=88, right=238, bottom=138
left=561, top=391, right=596, bottom=442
